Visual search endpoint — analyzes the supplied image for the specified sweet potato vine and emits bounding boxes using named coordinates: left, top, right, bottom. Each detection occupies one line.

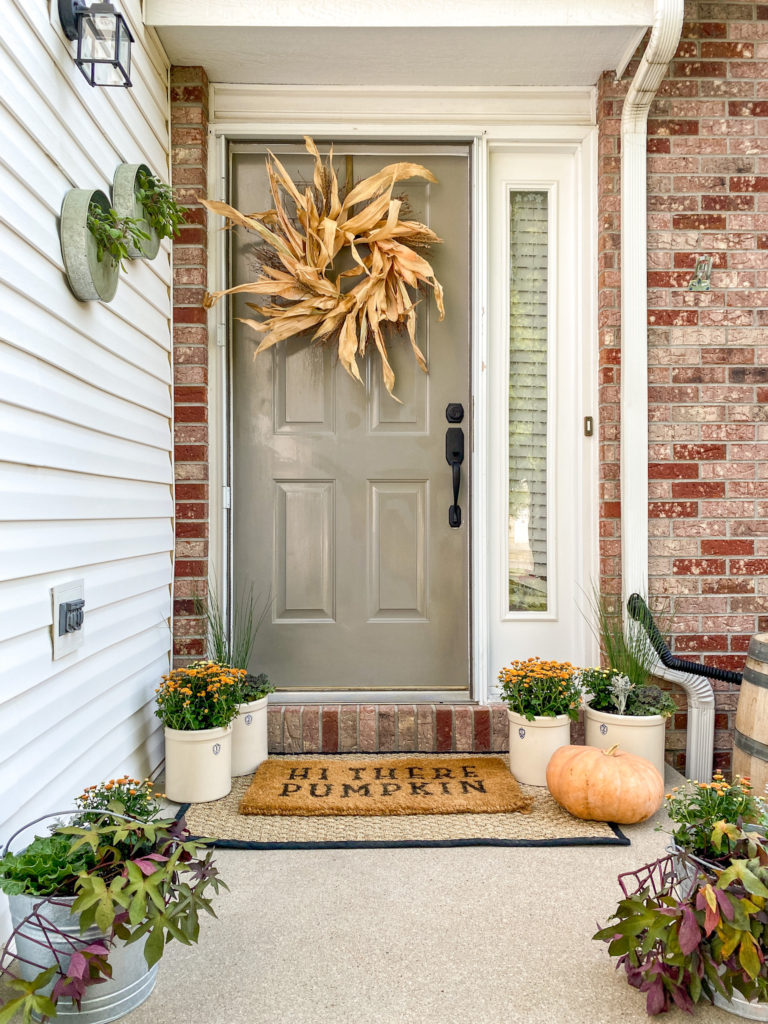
left=200, top=137, right=445, bottom=401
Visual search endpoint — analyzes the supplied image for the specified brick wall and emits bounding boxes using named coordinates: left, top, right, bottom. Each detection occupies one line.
left=598, top=2, right=768, bottom=772
left=171, top=66, right=209, bottom=664
left=267, top=705, right=510, bottom=754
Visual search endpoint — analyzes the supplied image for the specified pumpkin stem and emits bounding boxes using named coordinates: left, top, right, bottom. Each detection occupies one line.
left=603, top=744, right=621, bottom=757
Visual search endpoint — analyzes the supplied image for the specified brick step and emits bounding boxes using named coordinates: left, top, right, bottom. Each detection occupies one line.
left=268, top=704, right=513, bottom=754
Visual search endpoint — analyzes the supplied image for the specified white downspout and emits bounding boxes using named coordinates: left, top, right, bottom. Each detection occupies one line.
left=620, top=0, right=714, bottom=781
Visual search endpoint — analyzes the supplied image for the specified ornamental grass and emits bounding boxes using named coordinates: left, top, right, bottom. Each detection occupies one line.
left=155, top=661, right=245, bottom=731
left=498, top=656, right=581, bottom=722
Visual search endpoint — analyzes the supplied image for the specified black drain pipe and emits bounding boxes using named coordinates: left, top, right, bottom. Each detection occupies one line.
left=626, top=593, right=743, bottom=686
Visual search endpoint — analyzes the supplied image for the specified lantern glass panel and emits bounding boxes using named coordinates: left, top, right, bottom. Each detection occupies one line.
left=79, top=11, right=117, bottom=63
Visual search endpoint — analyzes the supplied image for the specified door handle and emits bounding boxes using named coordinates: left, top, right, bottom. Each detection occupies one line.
left=445, top=426, right=464, bottom=528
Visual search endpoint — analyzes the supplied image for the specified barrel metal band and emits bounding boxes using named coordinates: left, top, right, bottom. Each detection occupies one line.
left=734, top=727, right=768, bottom=762
left=748, top=637, right=768, bottom=663
left=742, top=664, right=768, bottom=690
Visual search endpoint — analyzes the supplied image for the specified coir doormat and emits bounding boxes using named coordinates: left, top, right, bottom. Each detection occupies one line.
left=239, top=756, right=533, bottom=817
left=177, top=755, right=630, bottom=849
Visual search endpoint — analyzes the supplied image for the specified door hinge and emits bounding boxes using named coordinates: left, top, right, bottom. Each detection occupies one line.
left=222, top=486, right=231, bottom=509
left=216, top=321, right=226, bottom=348
left=584, top=416, right=594, bottom=437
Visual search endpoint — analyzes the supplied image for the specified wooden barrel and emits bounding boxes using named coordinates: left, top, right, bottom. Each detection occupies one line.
left=733, top=633, right=768, bottom=794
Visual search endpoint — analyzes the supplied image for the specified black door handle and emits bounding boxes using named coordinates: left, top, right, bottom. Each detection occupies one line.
left=446, top=426, right=464, bottom=528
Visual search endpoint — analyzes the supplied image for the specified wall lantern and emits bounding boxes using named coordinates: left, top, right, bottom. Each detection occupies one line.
left=58, top=1, right=134, bottom=88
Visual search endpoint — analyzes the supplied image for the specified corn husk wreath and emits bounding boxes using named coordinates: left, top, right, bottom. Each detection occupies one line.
left=200, top=137, right=444, bottom=401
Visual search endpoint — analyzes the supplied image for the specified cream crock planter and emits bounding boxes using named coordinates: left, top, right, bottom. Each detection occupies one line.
left=507, top=711, right=571, bottom=787
left=231, top=695, right=269, bottom=777
left=164, top=724, right=232, bottom=803
left=584, top=706, right=666, bottom=779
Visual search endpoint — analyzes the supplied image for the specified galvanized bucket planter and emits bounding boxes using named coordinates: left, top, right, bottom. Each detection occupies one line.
left=112, top=163, right=160, bottom=259
left=60, top=188, right=119, bottom=303
left=9, top=892, right=158, bottom=1023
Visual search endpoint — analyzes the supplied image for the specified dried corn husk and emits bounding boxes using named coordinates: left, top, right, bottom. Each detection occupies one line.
left=201, top=137, right=444, bottom=400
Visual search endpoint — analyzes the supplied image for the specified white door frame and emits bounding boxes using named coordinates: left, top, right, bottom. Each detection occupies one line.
left=205, top=88, right=599, bottom=704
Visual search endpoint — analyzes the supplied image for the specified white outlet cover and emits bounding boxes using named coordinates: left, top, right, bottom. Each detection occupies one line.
left=52, top=579, right=85, bottom=661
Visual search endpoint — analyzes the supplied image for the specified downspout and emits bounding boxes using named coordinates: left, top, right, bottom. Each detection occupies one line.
left=620, top=0, right=715, bottom=781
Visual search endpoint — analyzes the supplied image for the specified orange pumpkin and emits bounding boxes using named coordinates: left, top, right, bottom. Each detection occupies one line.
left=546, top=743, right=665, bottom=824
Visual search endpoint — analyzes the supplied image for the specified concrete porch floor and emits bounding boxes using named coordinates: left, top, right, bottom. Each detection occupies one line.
left=127, top=770, right=739, bottom=1024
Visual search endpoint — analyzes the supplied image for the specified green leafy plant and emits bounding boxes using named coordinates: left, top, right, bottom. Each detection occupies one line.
left=594, top=848, right=768, bottom=1015
left=0, top=812, right=226, bottom=1022
left=497, top=657, right=581, bottom=721
left=235, top=672, right=274, bottom=704
left=664, top=773, right=767, bottom=861
left=0, top=835, right=94, bottom=897
left=86, top=202, right=149, bottom=269
left=154, top=660, right=244, bottom=730
left=134, top=169, right=187, bottom=240
left=580, top=668, right=676, bottom=718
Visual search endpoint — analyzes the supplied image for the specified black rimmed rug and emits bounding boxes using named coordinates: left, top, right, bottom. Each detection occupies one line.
left=177, top=754, right=630, bottom=850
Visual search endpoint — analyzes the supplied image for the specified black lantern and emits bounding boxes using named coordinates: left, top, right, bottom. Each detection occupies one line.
left=58, top=1, right=134, bottom=88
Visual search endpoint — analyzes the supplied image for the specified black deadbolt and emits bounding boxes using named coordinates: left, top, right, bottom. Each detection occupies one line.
left=446, top=403, right=464, bottom=423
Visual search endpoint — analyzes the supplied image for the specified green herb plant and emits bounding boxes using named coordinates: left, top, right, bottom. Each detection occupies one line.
left=135, top=169, right=187, bottom=240
left=497, top=657, right=582, bottom=722
left=86, top=202, right=149, bottom=269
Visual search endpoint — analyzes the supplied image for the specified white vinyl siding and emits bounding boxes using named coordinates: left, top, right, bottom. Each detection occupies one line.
left=0, top=0, right=172, bottom=925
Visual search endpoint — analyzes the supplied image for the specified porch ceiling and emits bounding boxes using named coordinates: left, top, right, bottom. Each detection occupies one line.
left=146, top=0, right=652, bottom=88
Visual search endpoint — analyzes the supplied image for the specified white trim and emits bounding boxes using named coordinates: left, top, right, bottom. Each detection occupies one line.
left=206, top=91, right=598, bottom=707
left=618, top=0, right=714, bottom=779
left=210, top=85, right=597, bottom=128
left=149, top=0, right=655, bottom=29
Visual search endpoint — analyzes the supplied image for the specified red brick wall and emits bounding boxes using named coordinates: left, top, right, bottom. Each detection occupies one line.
left=171, top=66, right=209, bottom=665
left=598, top=2, right=768, bottom=772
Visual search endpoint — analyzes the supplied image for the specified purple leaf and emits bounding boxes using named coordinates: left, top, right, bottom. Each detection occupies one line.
left=133, top=857, right=164, bottom=876
left=715, top=889, right=735, bottom=922
left=678, top=907, right=702, bottom=956
left=670, top=980, right=695, bottom=1014
left=66, top=952, right=88, bottom=980
left=646, top=977, right=668, bottom=1016
left=83, top=942, right=109, bottom=957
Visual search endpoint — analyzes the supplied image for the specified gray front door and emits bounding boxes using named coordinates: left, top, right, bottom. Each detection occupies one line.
left=230, top=142, right=471, bottom=692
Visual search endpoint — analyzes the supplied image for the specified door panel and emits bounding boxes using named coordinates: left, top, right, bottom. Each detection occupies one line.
left=230, top=143, right=471, bottom=691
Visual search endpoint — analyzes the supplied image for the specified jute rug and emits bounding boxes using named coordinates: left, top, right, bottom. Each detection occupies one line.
left=178, top=755, right=630, bottom=849
left=239, top=756, right=533, bottom=816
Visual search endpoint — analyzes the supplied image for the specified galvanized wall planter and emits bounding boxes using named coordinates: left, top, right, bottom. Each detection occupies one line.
left=60, top=188, right=120, bottom=303
left=112, top=162, right=161, bottom=259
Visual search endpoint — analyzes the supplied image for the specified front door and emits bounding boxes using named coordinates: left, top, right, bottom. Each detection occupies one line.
left=230, top=142, right=471, bottom=693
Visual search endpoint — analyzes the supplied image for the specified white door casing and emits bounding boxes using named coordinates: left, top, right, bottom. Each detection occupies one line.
left=205, top=96, right=598, bottom=704
left=487, top=147, right=599, bottom=695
